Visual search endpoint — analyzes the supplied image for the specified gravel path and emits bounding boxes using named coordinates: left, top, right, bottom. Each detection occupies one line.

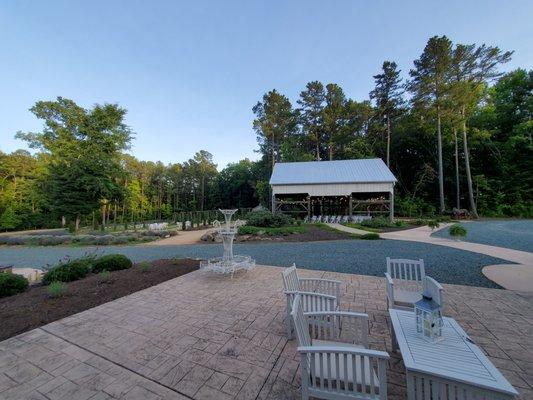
left=432, top=220, right=533, bottom=252
left=0, top=239, right=508, bottom=288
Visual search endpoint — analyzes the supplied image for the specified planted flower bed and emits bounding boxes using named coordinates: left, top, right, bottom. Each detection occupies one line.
left=0, top=229, right=178, bottom=246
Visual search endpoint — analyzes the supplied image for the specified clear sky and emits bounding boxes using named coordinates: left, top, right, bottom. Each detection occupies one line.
left=1, top=0, right=532, bottom=168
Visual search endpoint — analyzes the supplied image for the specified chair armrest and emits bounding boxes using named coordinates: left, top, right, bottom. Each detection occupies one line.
left=299, top=278, right=342, bottom=285
left=298, top=345, right=389, bottom=359
left=304, top=311, right=368, bottom=319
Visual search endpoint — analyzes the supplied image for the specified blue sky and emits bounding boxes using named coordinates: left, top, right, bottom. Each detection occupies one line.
left=1, top=0, right=532, bottom=168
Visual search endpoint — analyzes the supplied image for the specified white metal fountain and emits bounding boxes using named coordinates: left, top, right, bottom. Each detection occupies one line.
left=200, top=209, right=255, bottom=277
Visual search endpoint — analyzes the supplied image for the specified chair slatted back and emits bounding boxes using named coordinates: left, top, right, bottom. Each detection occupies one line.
left=387, top=257, right=425, bottom=284
left=301, top=349, right=388, bottom=400
left=281, top=264, right=300, bottom=292
left=423, top=276, right=444, bottom=307
left=291, top=294, right=311, bottom=348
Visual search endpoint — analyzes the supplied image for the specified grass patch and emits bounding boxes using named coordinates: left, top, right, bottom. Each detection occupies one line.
left=360, top=233, right=380, bottom=240
left=343, top=222, right=381, bottom=233
left=47, top=282, right=68, bottom=298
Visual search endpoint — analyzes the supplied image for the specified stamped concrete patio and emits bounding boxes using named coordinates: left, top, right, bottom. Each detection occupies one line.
left=0, top=266, right=532, bottom=400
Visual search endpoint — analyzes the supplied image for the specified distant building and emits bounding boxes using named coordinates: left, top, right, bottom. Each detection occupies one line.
left=269, top=159, right=397, bottom=219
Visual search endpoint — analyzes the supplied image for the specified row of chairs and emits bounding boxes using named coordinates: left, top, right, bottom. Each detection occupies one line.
left=304, top=215, right=373, bottom=224
left=281, top=260, right=443, bottom=400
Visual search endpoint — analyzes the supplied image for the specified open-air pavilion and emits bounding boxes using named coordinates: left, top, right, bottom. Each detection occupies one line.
left=269, top=159, right=397, bottom=220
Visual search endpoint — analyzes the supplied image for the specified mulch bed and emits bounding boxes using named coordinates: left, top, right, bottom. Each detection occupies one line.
left=276, top=225, right=356, bottom=242
left=0, top=259, right=199, bottom=341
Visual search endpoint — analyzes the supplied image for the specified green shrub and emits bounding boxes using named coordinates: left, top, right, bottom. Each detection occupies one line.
left=449, top=224, right=467, bottom=238
left=0, top=272, right=29, bottom=297
left=92, top=254, right=133, bottom=273
left=428, top=220, right=440, bottom=230
left=412, top=219, right=428, bottom=226
left=99, top=270, right=111, bottom=281
left=360, top=233, right=380, bottom=240
left=244, top=211, right=294, bottom=228
left=43, top=258, right=93, bottom=284
left=139, top=262, right=151, bottom=273
left=360, top=217, right=393, bottom=229
left=394, top=220, right=406, bottom=227
left=47, top=281, right=67, bottom=298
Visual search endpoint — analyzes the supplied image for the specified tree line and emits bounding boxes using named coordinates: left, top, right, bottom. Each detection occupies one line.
left=0, top=98, right=265, bottom=231
left=252, top=35, right=532, bottom=218
left=0, top=35, right=531, bottom=231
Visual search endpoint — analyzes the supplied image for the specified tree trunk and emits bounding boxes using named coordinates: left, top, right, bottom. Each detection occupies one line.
left=75, top=216, right=80, bottom=232
left=201, top=175, right=205, bottom=211
left=462, top=118, right=479, bottom=218
left=386, top=112, right=391, bottom=167
left=61, top=216, right=66, bottom=227
left=102, top=203, right=106, bottom=228
left=316, top=131, right=320, bottom=161
left=328, top=144, right=333, bottom=161
left=454, top=128, right=460, bottom=210
left=436, top=109, right=445, bottom=214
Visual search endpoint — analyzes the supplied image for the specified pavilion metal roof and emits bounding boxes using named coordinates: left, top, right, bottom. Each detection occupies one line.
left=269, top=159, right=397, bottom=185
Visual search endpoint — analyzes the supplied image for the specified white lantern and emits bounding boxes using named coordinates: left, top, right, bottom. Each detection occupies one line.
left=414, top=292, right=443, bottom=342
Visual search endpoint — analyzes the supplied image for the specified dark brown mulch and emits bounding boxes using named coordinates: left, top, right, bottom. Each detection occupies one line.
left=0, top=259, right=199, bottom=341
left=275, top=225, right=356, bottom=242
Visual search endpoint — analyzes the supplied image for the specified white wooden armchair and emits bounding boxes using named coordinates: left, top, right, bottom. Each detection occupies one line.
left=291, top=294, right=389, bottom=400
left=385, top=257, right=425, bottom=309
left=282, top=264, right=342, bottom=338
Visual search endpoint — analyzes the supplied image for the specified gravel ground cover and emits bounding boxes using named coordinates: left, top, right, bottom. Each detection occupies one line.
left=432, top=219, right=533, bottom=252
left=1, top=239, right=508, bottom=288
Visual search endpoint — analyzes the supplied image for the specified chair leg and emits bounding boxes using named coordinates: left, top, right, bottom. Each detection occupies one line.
left=286, top=310, right=293, bottom=339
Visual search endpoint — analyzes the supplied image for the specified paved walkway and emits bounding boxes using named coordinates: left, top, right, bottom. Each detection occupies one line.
left=0, top=266, right=531, bottom=399
left=380, top=224, right=533, bottom=292
left=149, top=229, right=214, bottom=246
left=326, top=222, right=369, bottom=236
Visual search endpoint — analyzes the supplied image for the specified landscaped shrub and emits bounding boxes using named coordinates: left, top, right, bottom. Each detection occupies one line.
left=0, top=273, right=29, bottom=297
left=245, top=211, right=294, bottom=228
left=37, top=235, right=71, bottom=246
left=394, top=220, right=407, bottom=227
left=42, top=258, right=93, bottom=284
left=92, top=254, right=133, bottom=273
left=139, top=262, right=151, bottom=273
left=47, top=281, right=68, bottom=298
left=428, top=220, right=440, bottom=230
left=449, top=224, right=467, bottom=239
left=360, top=233, right=380, bottom=240
left=99, top=270, right=111, bottom=282
left=412, top=219, right=428, bottom=226
left=360, top=217, right=393, bottom=229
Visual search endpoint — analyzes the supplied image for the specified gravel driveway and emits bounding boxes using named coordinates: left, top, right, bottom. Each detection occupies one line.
left=0, top=239, right=508, bottom=288
left=432, top=219, right=533, bottom=252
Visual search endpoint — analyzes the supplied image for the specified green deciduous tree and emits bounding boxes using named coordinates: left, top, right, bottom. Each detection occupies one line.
left=16, top=97, right=132, bottom=230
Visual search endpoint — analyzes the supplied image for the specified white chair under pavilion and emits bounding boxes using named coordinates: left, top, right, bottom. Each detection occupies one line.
left=291, top=294, right=390, bottom=400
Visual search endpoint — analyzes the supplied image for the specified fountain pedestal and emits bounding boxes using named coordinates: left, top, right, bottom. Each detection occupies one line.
left=200, top=209, right=255, bottom=277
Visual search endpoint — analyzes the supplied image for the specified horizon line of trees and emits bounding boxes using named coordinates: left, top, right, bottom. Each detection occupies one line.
left=252, top=35, right=531, bottom=218
left=0, top=35, right=531, bottom=231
